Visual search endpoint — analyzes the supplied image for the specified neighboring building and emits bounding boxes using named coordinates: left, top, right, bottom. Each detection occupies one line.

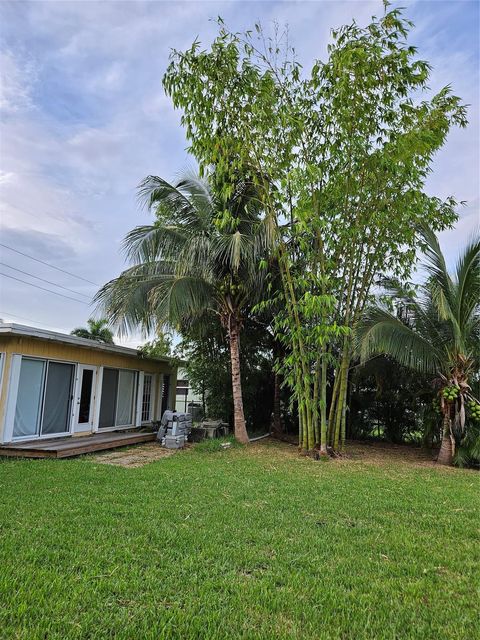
left=175, top=368, right=203, bottom=418
left=0, top=323, right=177, bottom=444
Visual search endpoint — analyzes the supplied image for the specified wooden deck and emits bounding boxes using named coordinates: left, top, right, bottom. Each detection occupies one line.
left=0, top=431, right=157, bottom=459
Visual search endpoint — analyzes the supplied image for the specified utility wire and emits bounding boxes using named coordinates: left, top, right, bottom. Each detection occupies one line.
left=0, top=243, right=100, bottom=287
left=0, top=272, right=89, bottom=305
left=0, top=310, right=71, bottom=332
left=0, top=262, right=92, bottom=300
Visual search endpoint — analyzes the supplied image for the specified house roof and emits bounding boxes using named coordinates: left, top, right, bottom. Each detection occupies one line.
left=0, top=323, right=173, bottom=365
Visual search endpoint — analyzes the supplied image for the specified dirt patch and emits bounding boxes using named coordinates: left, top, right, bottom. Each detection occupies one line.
left=91, top=442, right=178, bottom=467
left=248, top=437, right=466, bottom=472
left=339, top=440, right=439, bottom=468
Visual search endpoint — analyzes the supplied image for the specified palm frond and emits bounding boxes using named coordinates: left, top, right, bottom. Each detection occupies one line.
left=213, top=231, right=254, bottom=273
left=149, top=275, right=214, bottom=326
left=455, top=234, right=480, bottom=334
left=122, top=224, right=186, bottom=264
left=94, top=261, right=177, bottom=336
left=138, top=174, right=212, bottom=231
left=356, top=306, right=442, bottom=374
left=98, top=169, right=269, bottom=341
left=418, top=225, right=456, bottom=320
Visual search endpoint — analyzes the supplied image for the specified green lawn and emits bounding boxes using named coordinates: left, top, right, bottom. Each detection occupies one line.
left=0, top=440, right=478, bottom=640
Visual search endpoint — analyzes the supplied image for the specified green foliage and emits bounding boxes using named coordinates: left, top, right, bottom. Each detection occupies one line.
left=162, top=5, right=467, bottom=452
left=96, top=170, right=271, bottom=442
left=454, top=422, right=480, bottom=468
left=349, top=356, right=437, bottom=445
left=96, top=172, right=266, bottom=336
left=176, top=315, right=275, bottom=429
left=70, top=318, right=114, bottom=344
left=193, top=435, right=240, bottom=453
left=357, top=228, right=480, bottom=465
left=138, top=333, right=172, bottom=359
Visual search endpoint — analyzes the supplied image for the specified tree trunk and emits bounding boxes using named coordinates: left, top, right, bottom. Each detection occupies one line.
left=228, top=317, right=249, bottom=444
left=437, top=412, right=455, bottom=466
left=319, top=352, right=328, bottom=455
left=272, top=372, right=283, bottom=436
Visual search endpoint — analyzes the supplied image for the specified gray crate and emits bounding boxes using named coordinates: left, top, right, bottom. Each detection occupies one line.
left=162, top=435, right=185, bottom=449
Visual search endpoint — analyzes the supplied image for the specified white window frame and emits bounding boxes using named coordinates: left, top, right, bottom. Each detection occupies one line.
left=72, top=364, right=98, bottom=434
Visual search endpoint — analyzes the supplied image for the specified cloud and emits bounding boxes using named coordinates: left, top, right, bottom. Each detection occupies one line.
left=0, top=50, right=37, bottom=113
left=0, top=115, right=92, bottom=251
left=0, top=227, right=73, bottom=261
left=0, top=0, right=478, bottom=343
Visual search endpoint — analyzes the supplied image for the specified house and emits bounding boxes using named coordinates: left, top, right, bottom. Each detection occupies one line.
left=0, top=323, right=177, bottom=449
left=175, top=368, right=203, bottom=418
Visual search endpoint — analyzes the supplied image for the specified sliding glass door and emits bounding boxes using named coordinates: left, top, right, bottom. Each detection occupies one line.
left=98, top=368, right=137, bottom=429
left=13, top=358, right=75, bottom=439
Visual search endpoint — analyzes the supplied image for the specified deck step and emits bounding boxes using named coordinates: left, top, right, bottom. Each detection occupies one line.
left=0, top=431, right=157, bottom=459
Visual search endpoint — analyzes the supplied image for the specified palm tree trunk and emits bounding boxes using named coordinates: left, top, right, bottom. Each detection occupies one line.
left=437, top=412, right=455, bottom=466
left=228, top=317, right=249, bottom=444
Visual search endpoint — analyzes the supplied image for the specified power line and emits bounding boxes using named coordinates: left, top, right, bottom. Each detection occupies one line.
left=0, top=262, right=92, bottom=300
left=0, top=272, right=89, bottom=305
left=0, top=243, right=100, bottom=287
left=0, top=310, right=71, bottom=332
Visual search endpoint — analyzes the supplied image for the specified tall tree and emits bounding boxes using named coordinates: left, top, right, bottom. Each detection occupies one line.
left=95, top=172, right=268, bottom=444
left=357, top=228, right=480, bottom=465
left=163, top=5, right=467, bottom=454
left=138, top=331, right=172, bottom=359
left=71, top=318, right=114, bottom=344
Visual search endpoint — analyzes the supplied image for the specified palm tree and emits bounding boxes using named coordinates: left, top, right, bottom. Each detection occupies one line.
left=95, top=172, right=270, bottom=444
left=356, top=227, right=480, bottom=465
left=71, top=318, right=114, bottom=344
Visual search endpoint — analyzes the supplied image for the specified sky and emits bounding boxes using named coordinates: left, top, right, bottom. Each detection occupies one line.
left=0, top=0, right=478, bottom=347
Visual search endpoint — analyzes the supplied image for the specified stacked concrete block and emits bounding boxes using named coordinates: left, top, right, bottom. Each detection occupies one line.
left=157, top=411, right=192, bottom=449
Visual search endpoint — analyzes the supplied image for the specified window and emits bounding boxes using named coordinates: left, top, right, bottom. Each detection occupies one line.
left=141, top=374, right=153, bottom=422
left=98, top=368, right=137, bottom=429
left=13, top=358, right=75, bottom=439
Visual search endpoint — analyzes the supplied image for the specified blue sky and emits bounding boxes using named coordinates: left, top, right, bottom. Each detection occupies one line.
left=0, top=0, right=478, bottom=346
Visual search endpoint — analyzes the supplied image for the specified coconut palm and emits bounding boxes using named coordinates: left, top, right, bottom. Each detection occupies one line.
left=356, top=227, right=480, bottom=465
left=71, top=318, right=114, bottom=344
left=95, top=172, right=271, bottom=444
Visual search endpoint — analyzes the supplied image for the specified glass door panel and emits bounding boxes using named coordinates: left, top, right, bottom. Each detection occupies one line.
left=41, top=362, right=75, bottom=435
left=13, top=359, right=45, bottom=438
left=116, top=370, right=136, bottom=426
left=78, top=369, right=94, bottom=424
left=99, top=368, right=118, bottom=428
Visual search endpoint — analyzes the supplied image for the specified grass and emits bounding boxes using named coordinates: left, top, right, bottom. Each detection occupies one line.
left=0, top=440, right=478, bottom=640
